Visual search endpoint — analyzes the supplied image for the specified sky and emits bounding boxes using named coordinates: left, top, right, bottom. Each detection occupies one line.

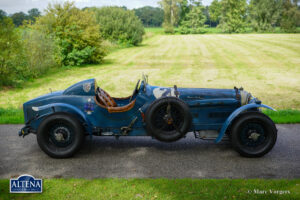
left=0, top=0, right=213, bottom=14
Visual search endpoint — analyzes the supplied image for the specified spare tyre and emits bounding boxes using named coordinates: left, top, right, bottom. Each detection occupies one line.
left=145, top=97, right=192, bottom=142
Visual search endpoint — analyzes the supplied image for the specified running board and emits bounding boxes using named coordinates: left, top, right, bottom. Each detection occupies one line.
left=194, top=130, right=229, bottom=141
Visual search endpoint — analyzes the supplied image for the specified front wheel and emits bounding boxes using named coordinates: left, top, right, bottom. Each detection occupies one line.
left=37, top=113, right=84, bottom=158
left=230, top=112, right=277, bottom=157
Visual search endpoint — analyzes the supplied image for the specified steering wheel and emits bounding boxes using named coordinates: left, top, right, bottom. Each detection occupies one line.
left=129, top=79, right=140, bottom=102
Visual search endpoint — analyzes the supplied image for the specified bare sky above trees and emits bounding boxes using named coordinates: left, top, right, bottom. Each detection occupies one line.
left=0, top=0, right=213, bottom=14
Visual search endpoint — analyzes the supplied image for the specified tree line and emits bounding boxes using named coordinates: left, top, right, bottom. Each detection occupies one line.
left=159, top=0, right=300, bottom=33
left=2, top=1, right=300, bottom=33
left=0, top=8, right=41, bottom=26
left=0, top=6, right=164, bottom=28
left=0, top=2, right=144, bottom=87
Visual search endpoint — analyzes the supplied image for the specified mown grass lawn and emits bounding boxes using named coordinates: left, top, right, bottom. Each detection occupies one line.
left=0, top=179, right=299, bottom=200
left=0, top=32, right=299, bottom=123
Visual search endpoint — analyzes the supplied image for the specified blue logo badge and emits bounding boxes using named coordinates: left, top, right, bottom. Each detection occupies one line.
left=84, top=98, right=94, bottom=115
left=10, top=174, right=42, bottom=193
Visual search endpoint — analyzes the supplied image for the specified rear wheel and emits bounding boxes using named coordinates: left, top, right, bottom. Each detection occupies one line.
left=37, top=113, right=84, bottom=158
left=231, top=112, right=277, bottom=157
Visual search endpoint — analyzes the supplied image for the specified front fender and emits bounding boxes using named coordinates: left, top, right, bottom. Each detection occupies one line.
left=215, top=103, right=276, bottom=143
left=33, top=103, right=93, bottom=135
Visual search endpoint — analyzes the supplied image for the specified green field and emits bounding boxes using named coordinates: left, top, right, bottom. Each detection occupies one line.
left=1, top=179, right=299, bottom=200
left=0, top=32, right=300, bottom=123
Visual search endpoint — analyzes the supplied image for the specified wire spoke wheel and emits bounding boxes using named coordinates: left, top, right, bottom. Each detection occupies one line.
left=37, top=113, right=84, bottom=158
left=239, top=122, right=267, bottom=148
left=145, top=97, right=192, bottom=142
left=231, top=112, right=277, bottom=157
left=48, top=123, right=74, bottom=148
left=152, top=103, right=184, bottom=133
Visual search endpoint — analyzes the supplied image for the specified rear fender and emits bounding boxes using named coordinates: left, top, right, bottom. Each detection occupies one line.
left=215, top=103, right=276, bottom=143
left=33, top=103, right=93, bottom=135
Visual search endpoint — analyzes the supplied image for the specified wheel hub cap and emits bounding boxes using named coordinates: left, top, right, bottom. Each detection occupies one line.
left=163, top=114, right=173, bottom=124
left=53, top=127, right=70, bottom=142
left=248, top=132, right=260, bottom=141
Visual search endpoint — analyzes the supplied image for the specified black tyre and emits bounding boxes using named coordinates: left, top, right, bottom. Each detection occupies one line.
left=37, top=113, right=84, bottom=158
left=231, top=112, right=277, bottom=157
left=145, top=97, right=192, bottom=142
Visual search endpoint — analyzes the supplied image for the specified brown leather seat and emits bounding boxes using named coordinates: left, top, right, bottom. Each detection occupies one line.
left=96, top=88, right=136, bottom=113
left=107, top=99, right=136, bottom=113
left=97, top=88, right=117, bottom=107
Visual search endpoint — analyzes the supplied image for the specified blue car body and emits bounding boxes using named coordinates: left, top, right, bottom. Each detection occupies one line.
left=20, top=77, right=275, bottom=143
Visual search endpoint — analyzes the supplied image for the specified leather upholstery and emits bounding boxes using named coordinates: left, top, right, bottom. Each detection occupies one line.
left=98, top=88, right=117, bottom=107
left=96, top=87, right=136, bottom=113
left=107, top=99, right=136, bottom=113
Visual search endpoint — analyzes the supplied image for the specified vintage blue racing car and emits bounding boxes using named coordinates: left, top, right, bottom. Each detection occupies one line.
left=19, top=75, right=277, bottom=158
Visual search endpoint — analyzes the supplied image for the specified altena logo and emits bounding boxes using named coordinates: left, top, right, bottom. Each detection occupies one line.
left=10, top=174, right=42, bottom=193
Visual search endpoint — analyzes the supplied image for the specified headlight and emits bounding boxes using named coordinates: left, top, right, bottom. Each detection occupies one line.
left=32, top=107, right=39, bottom=111
left=240, top=91, right=252, bottom=105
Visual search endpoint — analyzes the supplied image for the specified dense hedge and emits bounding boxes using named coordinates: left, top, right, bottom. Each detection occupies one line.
left=32, top=2, right=107, bottom=66
left=0, top=18, right=59, bottom=86
left=0, top=4, right=146, bottom=87
left=90, top=7, right=145, bottom=46
left=0, top=2, right=109, bottom=87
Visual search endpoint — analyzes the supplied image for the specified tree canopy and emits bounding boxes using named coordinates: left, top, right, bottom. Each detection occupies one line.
left=249, top=0, right=283, bottom=31
left=134, top=6, right=164, bottom=27
left=218, top=0, right=247, bottom=33
left=0, top=17, right=25, bottom=86
left=179, top=1, right=207, bottom=34
left=10, top=12, right=27, bottom=26
left=158, top=0, right=300, bottom=33
left=27, top=8, right=41, bottom=22
left=32, top=2, right=106, bottom=66
left=159, top=0, right=182, bottom=33
left=209, top=0, right=221, bottom=24
left=90, top=6, right=145, bottom=46
left=280, top=0, right=300, bottom=32
left=8, top=8, right=41, bottom=26
left=0, top=9, right=7, bottom=20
